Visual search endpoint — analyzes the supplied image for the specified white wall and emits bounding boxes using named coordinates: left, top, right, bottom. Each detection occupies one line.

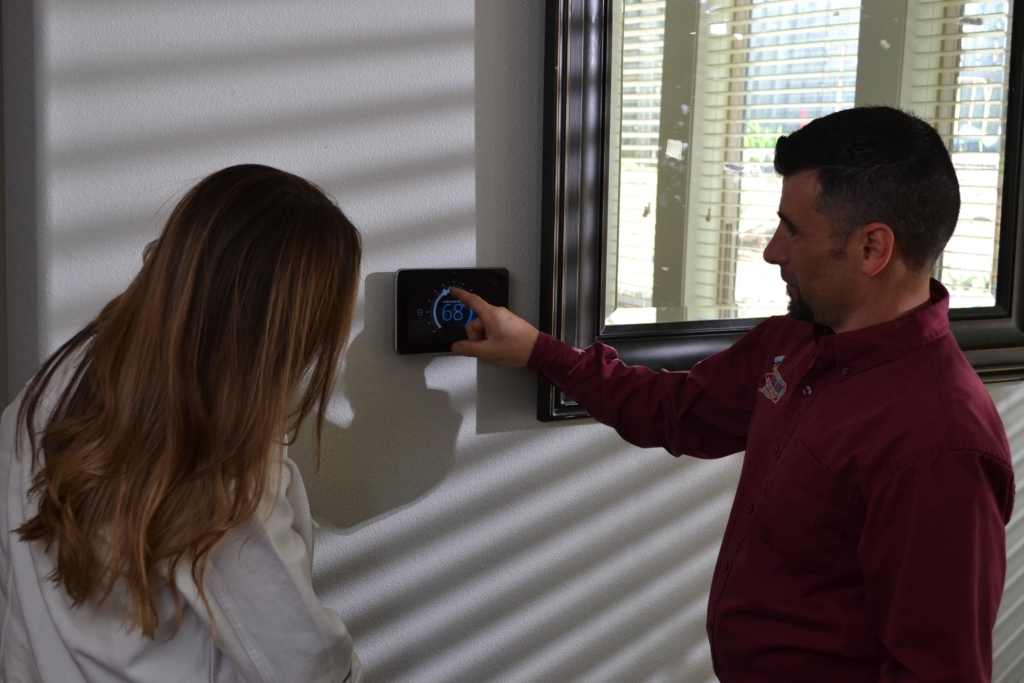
left=3, top=2, right=1022, bottom=682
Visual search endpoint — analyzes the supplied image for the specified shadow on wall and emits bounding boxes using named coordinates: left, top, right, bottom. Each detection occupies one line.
left=292, top=271, right=461, bottom=529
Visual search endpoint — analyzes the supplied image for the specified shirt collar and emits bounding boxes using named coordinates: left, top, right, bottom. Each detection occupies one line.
left=818, top=279, right=951, bottom=376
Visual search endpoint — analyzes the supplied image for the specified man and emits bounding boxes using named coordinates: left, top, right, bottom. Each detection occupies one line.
left=452, top=107, right=1016, bottom=682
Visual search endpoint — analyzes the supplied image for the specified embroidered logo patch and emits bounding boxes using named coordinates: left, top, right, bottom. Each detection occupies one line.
left=760, top=355, right=787, bottom=403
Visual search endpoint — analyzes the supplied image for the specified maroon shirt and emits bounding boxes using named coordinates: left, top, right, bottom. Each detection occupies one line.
left=528, top=281, right=1015, bottom=682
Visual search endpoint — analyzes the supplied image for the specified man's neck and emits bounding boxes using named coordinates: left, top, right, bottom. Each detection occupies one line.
left=833, top=277, right=933, bottom=334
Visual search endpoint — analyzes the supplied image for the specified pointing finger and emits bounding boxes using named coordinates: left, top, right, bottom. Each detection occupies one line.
left=450, top=288, right=493, bottom=316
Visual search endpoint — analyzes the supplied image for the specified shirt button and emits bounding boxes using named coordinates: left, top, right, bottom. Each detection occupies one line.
left=841, top=367, right=850, bottom=375
left=721, top=561, right=730, bottom=572
left=746, top=503, right=754, bottom=514
left=771, top=445, right=779, bottom=455
left=803, top=385, right=812, bottom=396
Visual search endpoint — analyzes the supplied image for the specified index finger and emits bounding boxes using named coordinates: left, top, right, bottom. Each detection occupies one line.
left=450, top=287, right=494, bottom=315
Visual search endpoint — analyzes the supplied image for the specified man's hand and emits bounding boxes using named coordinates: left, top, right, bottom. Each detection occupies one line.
left=449, top=288, right=540, bottom=367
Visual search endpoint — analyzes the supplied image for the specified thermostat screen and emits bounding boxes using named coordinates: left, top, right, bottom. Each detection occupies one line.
left=395, top=268, right=509, bottom=354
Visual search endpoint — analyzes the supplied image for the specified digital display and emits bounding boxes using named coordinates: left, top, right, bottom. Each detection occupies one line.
left=395, top=268, right=509, bottom=354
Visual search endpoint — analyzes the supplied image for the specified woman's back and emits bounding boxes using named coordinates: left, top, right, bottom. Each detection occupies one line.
left=1, top=344, right=361, bottom=683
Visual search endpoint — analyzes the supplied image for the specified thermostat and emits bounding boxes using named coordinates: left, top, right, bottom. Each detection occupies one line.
left=395, top=268, right=509, bottom=354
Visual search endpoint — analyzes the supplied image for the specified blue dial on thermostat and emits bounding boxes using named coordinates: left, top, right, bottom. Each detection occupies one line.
left=427, top=282, right=476, bottom=332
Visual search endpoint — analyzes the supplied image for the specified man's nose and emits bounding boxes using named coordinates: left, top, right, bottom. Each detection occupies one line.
left=763, top=229, right=784, bottom=265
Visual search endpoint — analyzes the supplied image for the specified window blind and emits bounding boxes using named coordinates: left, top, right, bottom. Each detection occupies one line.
left=908, top=0, right=1013, bottom=308
left=612, top=0, right=667, bottom=312
left=696, top=0, right=861, bottom=319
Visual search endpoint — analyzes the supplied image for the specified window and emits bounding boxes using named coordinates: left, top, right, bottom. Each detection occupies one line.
left=604, top=0, right=1016, bottom=325
left=541, top=0, right=1024, bottom=420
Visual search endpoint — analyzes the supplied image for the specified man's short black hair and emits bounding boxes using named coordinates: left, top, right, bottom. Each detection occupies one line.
left=773, top=106, right=960, bottom=271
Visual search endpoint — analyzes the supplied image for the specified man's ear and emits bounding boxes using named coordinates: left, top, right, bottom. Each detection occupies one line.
left=855, top=223, right=894, bottom=277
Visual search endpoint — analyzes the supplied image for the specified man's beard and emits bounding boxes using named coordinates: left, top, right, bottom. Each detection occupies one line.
left=787, top=287, right=817, bottom=323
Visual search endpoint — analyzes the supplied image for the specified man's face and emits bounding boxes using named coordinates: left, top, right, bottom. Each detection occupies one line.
left=763, top=172, right=856, bottom=329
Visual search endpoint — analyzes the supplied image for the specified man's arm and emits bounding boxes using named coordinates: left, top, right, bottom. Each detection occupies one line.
left=450, top=288, right=768, bottom=458
left=859, top=449, right=1013, bottom=682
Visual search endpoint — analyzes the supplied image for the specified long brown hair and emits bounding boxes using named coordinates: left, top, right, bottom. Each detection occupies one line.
left=16, top=164, right=361, bottom=638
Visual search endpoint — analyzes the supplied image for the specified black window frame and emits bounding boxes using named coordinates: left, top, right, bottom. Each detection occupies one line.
left=538, top=0, right=1024, bottom=421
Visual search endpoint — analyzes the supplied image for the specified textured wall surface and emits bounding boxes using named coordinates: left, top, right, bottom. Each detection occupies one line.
left=3, top=2, right=1023, bottom=681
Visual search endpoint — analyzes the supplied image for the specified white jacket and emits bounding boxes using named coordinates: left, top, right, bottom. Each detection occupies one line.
left=0, top=360, right=362, bottom=683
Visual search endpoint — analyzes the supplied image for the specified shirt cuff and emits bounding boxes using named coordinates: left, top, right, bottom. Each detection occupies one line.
left=527, top=332, right=585, bottom=382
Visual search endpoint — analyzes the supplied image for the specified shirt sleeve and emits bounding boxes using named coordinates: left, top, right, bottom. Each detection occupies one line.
left=859, top=449, right=1013, bottom=682
left=527, top=320, right=770, bottom=458
left=175, top=453, right=362, bottom=683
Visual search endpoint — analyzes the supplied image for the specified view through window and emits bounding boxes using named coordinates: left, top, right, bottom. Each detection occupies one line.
left=604, top=0, right=1015, bottom=325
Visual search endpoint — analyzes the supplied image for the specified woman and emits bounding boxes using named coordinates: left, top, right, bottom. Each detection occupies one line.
left=0, top=165, right=363, bottom=682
